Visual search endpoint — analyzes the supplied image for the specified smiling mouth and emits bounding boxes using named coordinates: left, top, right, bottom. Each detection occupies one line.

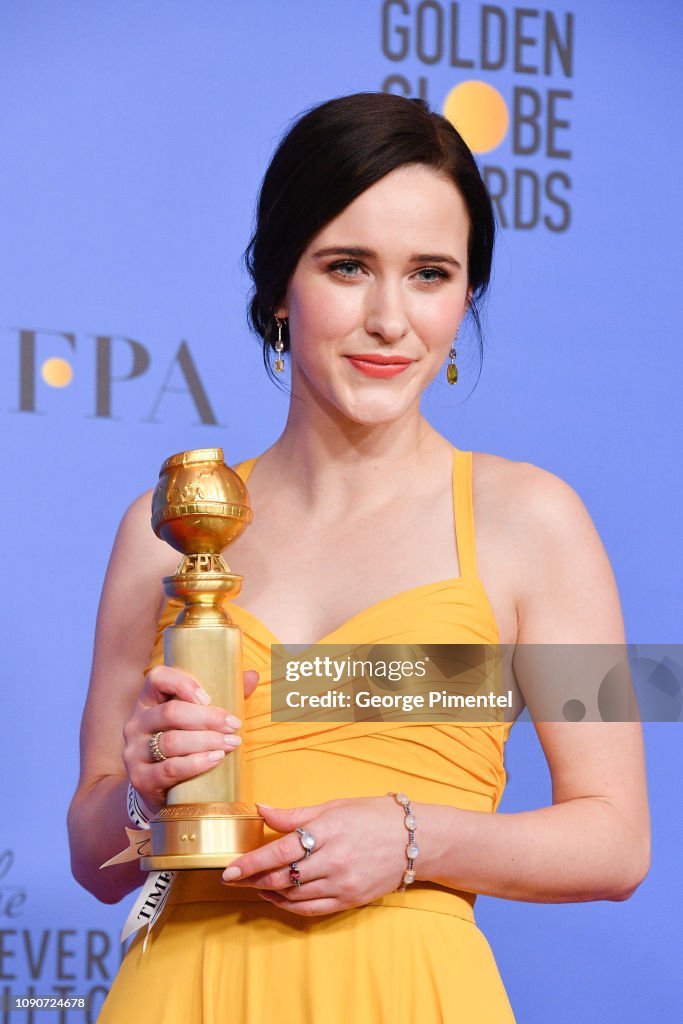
left=344, top=354, right=414, bottom=378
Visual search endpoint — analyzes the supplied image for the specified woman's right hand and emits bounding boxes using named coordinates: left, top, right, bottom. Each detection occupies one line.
left=122, top=664, right=259, bottom=815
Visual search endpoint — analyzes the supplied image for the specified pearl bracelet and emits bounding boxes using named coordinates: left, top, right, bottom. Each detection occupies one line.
left=387, top=792, right=419, bottom=891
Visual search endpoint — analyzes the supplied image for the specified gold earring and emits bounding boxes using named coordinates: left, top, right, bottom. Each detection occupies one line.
left=274, top=316, right=285, bottom=373
left=446, top=327, right=459, bottom=385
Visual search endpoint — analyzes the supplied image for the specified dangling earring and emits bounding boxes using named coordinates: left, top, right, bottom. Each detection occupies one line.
left=274, top=316, right=285, bottom=373
left=446, top=326, right=459, bottom=385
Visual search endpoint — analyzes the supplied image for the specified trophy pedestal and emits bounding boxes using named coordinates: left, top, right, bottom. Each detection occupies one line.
left=140, top=803, right=265, bottom=870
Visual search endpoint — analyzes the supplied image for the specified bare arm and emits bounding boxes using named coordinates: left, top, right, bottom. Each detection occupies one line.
left=67, top=493, right=166, bottom=902
left=417, top=464, right=650, bottom=902
left=67, top=493, right=249, bottom=904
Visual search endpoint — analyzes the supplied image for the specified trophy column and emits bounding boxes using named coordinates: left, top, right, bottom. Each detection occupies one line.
left=140, top=448, right=264, bottom=870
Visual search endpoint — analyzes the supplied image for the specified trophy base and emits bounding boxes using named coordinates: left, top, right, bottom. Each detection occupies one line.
left=139, top=802, right=265, bottom=871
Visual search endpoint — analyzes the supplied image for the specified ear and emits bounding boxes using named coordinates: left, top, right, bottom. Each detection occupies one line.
left=464, top=288, right=473, bottom=314
left=274, top=303, right=288, bottom=320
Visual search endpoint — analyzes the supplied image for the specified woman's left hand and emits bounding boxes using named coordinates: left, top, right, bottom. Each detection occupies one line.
left=221, top=797, right=410, bottom=916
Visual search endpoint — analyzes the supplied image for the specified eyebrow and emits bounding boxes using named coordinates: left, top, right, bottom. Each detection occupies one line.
left=312, top=246, right=462, bottom=268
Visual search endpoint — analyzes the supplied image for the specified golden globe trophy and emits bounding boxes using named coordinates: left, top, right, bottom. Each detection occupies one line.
left=140, top=448, right=264, bottom=870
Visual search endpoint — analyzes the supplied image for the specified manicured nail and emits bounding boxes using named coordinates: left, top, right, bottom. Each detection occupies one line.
left=225, top=715, right=242, bottom=729
left=222, top=865, right=241, bottom=881
left=224, top=734, right=242, bottom=746
left=195, top=688, right=211, bottom=705
left=207, top=750, right=225, bottom=763
left=255, top=802, right=273, bottom=811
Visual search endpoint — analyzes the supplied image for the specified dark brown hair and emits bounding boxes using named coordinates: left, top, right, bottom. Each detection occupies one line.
left=245, top=92, right=495, bottom=380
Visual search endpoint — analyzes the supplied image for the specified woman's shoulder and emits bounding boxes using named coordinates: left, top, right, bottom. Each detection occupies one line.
left=471, top=449, right=604, bottom=574
left=472, top=450, right=588, bottom=523
left=114, top=488, right=180, bottom=580
left=92, top=491, right=180, bottom=668
left=472, top=451, right=623, bottom=638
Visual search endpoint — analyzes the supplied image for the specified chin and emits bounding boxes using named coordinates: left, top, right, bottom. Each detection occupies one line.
left=339, top=394, right=416, bottom=426
left=296, top=367, right=423, bottom=426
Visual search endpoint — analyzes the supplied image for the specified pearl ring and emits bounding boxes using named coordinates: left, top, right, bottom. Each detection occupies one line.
left=295, top=826, right=315, bottom=857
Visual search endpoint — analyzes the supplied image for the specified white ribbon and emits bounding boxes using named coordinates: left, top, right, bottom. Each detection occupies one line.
left=127, top=783, right=153, bottom=829
left=120, top=868, right=176, bottom=951
left=99, top=786, right=177, bottom=951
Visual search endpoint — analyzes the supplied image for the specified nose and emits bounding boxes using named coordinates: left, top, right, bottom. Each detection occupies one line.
left=363, top=279, right=409, bottom=344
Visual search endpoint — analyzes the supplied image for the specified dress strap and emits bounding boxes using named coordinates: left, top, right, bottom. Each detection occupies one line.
left=233, top=456, right=258, bottom=483
left=452, top=448, right=479, bottom=579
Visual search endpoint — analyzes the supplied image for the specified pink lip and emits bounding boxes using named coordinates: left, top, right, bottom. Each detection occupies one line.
left=345, top=354, right=414, bottom=379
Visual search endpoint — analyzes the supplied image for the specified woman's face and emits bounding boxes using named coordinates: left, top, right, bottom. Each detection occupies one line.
left=276, top=163, right=471, bottom=427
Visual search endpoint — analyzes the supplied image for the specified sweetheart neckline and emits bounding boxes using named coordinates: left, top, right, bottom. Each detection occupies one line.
left=229, top=574, right=499, bottom=651
left=226, top=448, right=500, bottom=650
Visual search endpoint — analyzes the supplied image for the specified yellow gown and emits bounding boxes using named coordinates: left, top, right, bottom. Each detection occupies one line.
left=100, top=447, right=516, bottom=1023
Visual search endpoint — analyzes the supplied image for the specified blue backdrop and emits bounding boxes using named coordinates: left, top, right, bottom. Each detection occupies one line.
left=2, top=2, right=681, bottom=1021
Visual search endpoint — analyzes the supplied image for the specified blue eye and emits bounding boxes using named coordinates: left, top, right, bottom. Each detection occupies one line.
left=332, top=260, right=361, bottom=276
left=416, top=267, right=448, bottom=283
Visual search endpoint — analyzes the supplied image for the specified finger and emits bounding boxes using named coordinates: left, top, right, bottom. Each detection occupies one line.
left=141, top=699, right=241, bottom=735
left=268, top=878, right=335, bottom=902
left=244, top=670, right=259, bottom=699
left=145, top=728, right=243, bottom=760
left=222, top=830, right=313, bottom=882
left=257, top=890, right=340, bottom=917
left=142, top=664, right=210, bottom=707
left=227, top=857, right=323, bottom=891
left=140, top=748, right=229, bottom=793
left=255, top=802, right=338, bottom=833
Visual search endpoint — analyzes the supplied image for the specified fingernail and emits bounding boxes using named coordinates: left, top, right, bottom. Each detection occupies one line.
left=207, top=750, right=225, bottom=763
left=255, top=802, right=273, bottom=810
left=224, top=734, right=242, bottom=747
left=222, top=865, right=241, bottom=881
left=225, top=715, right=242, bottom=729
left=195, top=688, right=211, bottom=705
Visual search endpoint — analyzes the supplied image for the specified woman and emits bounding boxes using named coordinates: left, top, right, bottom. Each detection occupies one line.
left=68, top=93, right=650, bottom=1022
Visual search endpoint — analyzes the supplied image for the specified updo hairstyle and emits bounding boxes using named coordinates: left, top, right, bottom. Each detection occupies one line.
left=245, top=92, right=495, bottom=379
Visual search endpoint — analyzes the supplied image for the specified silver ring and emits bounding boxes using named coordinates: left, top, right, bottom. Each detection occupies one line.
left=150, top=731, right=166, bottom=763
left=295, top=826, right=315, bottom=857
